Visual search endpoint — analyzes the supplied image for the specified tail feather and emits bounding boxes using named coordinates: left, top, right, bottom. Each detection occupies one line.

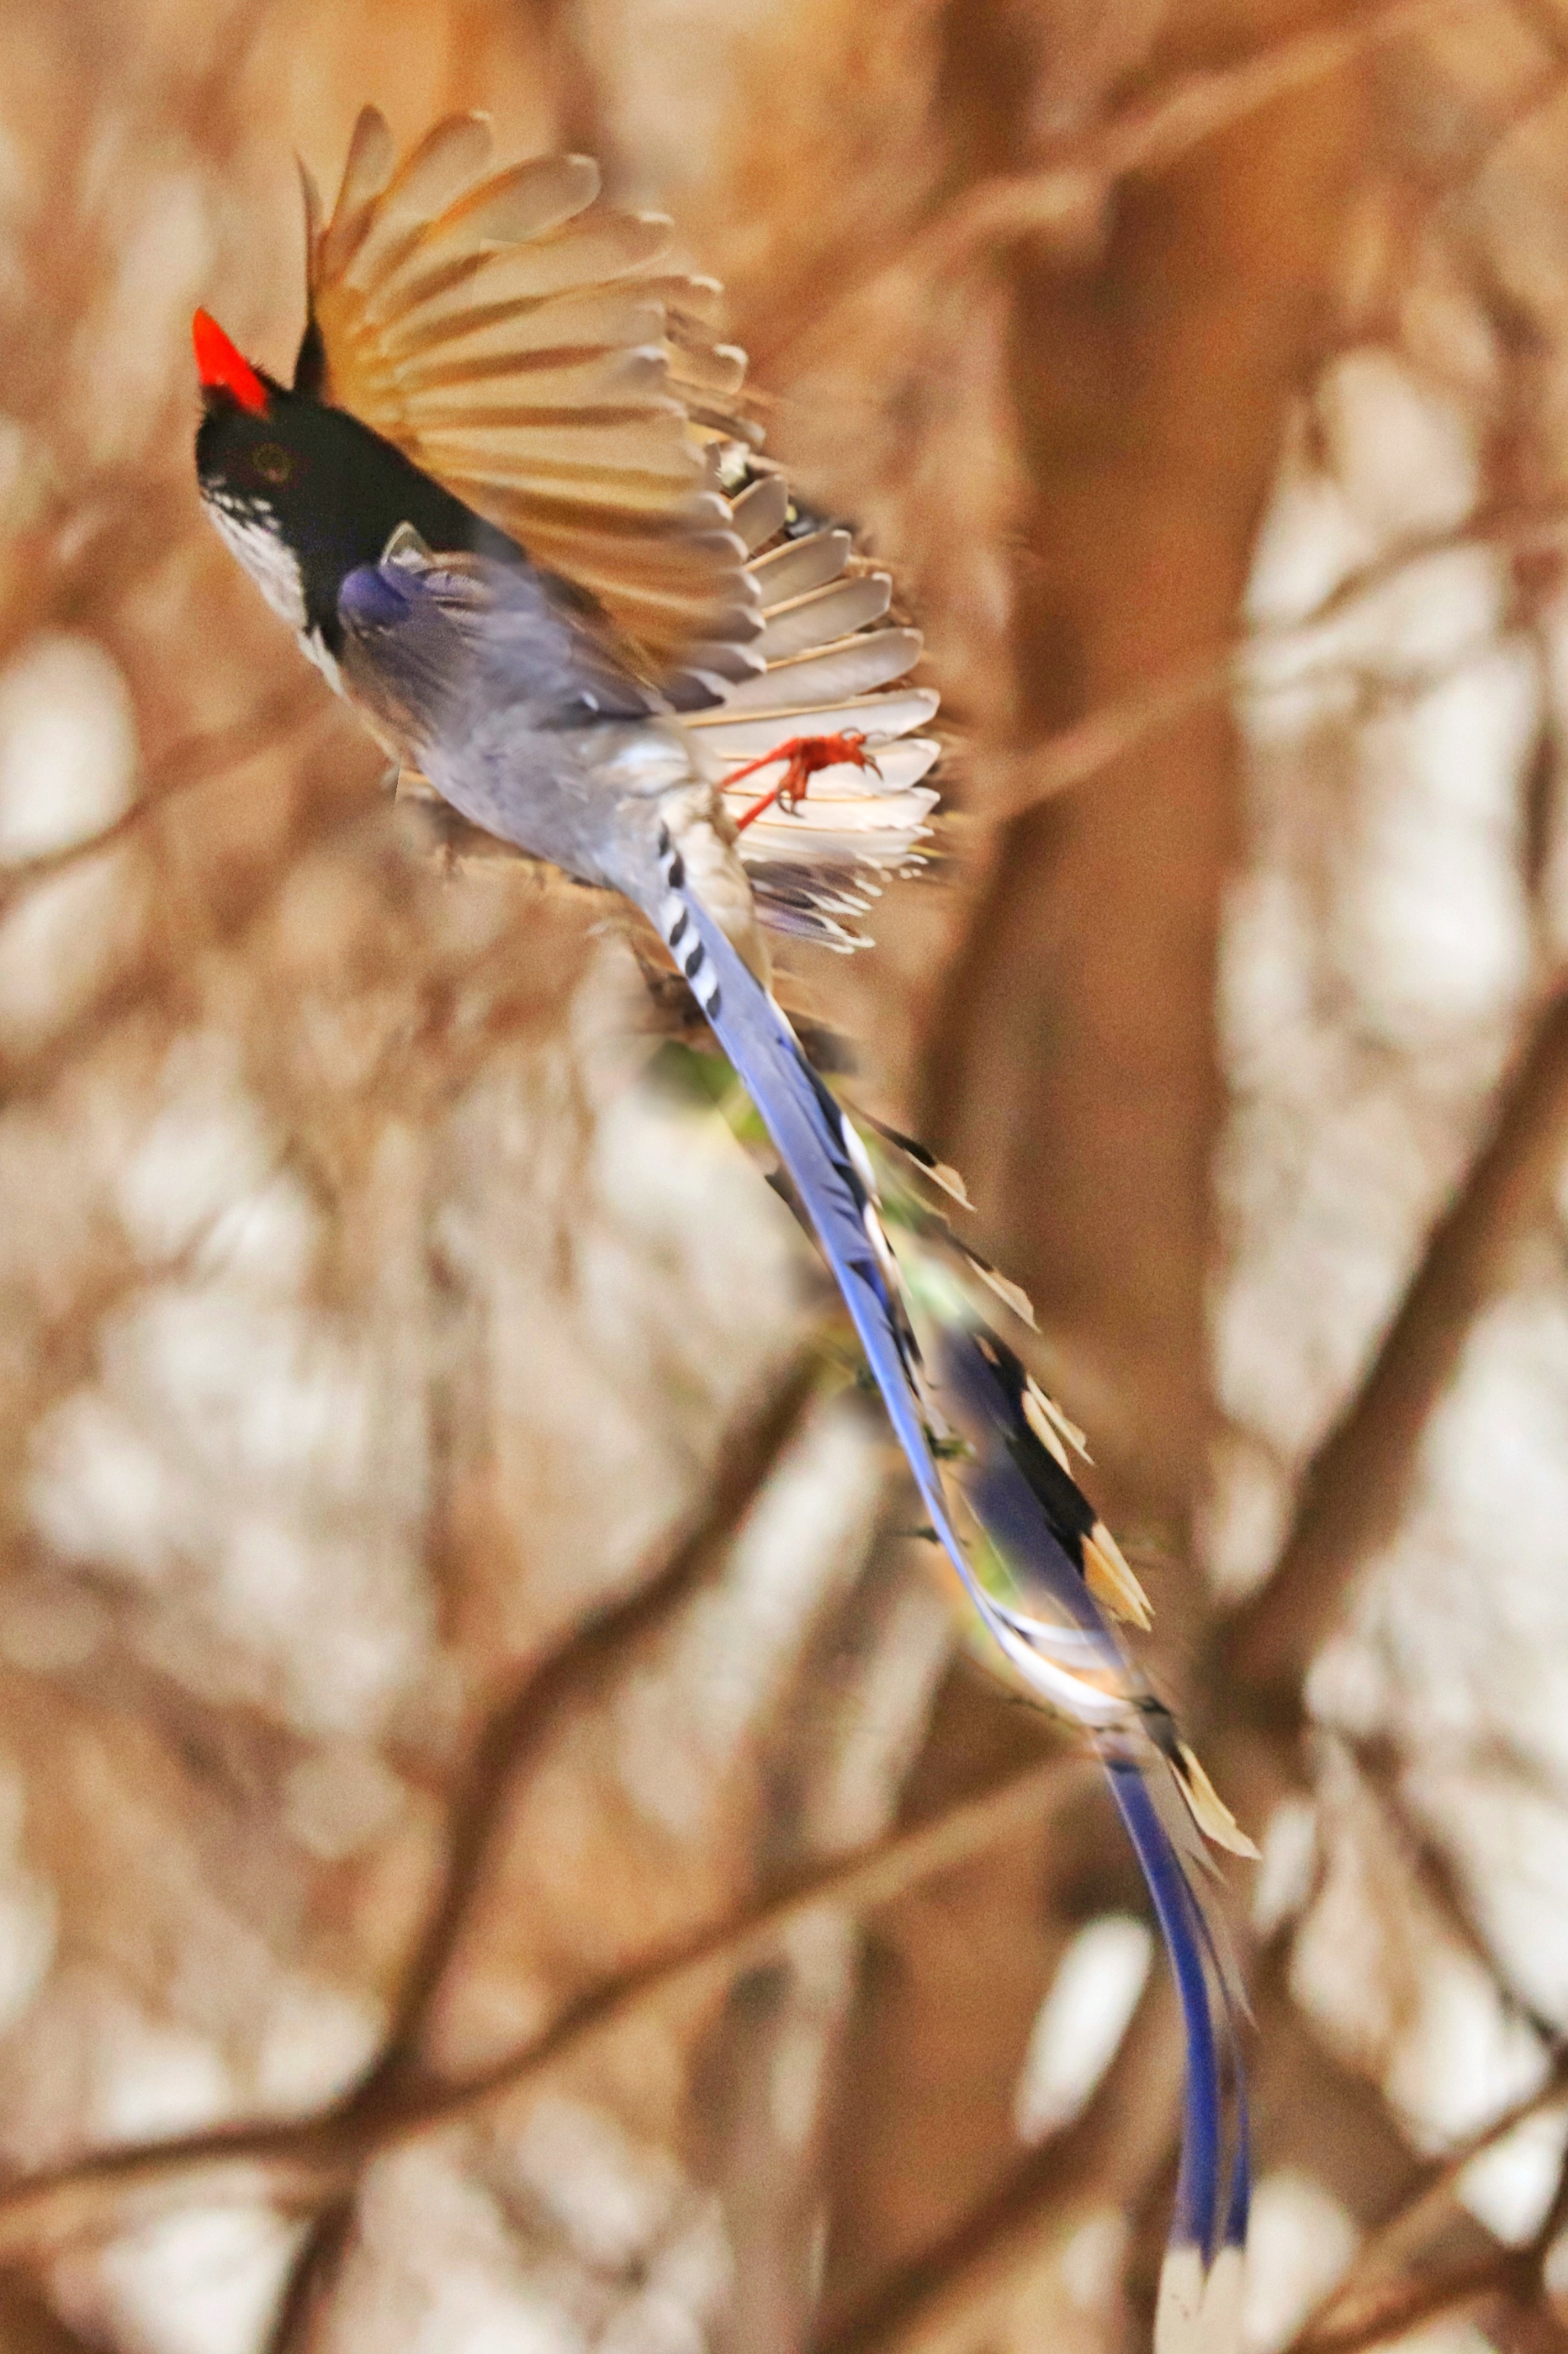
left=672, top=875, right=1249, bottom=2342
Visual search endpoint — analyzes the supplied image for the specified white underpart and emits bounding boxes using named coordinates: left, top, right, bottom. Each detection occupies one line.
left=203, top=494, right=346, bottom=696
left=202, top=494, right=307, bottom=633
left=301, top=626, right=343, bottom=696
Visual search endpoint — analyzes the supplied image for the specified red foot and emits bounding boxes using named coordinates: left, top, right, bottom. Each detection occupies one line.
left=729, top=730, right=882, bottom=832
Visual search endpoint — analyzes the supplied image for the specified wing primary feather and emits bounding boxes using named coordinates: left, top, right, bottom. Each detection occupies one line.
left=317, top=105, right=397, bottom=280
left=367, top=153, right=603, bottom=303
left=342, top=113, right=495, bottom=293
left=750, top=528, right=854, bottom=606
left=309, top=115, right=758, bottom=677
left=731, top=473, right=789, bottom=552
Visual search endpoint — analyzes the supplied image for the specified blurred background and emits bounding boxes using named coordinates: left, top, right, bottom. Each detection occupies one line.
left=0, top=1, right=1563, bottom=2350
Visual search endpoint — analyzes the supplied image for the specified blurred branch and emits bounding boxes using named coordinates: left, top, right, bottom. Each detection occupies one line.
left=363, top=1351, right=828, bottom=2096
left=1283, top=2061, right=1568, bottom=2354
left=907, top=0, right=1493, bottom=277
left=778, top=0, right=1497, bottom=392
left=1221, top=977, right=1568, bottom=1708
left=815, top=1970, right=1185, bottom=2354
left=0, top=2281, right=105, bottom=2354
left=258, top=1348, right=829, bottom=2354
left=976, top=489, right=1568, bottom=819
left=258, top=2210, right=352, bottom=2354
left=0, top=718, right=385, bottom=1113
left=0, top=680, right=334, bottom=908
left=0, top=1752, right=1088, bottom=2268
left=1350, top=1731, right=1565, bottom=2047
left=1296, top=2248, right=1534, bottom=2354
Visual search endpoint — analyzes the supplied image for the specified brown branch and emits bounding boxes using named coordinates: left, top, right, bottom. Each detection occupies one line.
left=781, top=0, right=1495, bottom=385
left=815, top=1967, right=1186, bottom=2354
left=1297, top=2249, right=1533, bottom=2354
left=910, top=0, right=1491, bottom=277
left=1350, top=1733, right=1564, bottom=2048
left=258, top=2204, right=354, bottom=2354
left=1282, top=2066, right=1568, bottom=2354
left=0, top=1754, right=1087, bottom=2268
left=973, top=491, right=1568, bottom=820
left=0, top=680, right=330, bottom=907
left=0, top=2279, right=110, bottom=2354
left=361, top=1349, right=828, bottom=2097
left=258, top=1347, right=828, bottom=2354
left=1222, top=978, right=1568, bottom=1705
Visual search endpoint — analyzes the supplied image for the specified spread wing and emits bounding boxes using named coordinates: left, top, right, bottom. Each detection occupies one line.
left=310, top=113, right=944, bottom=949
left=303, top=107, right=763, bottom=690
left=693, top=487, right=942, bottom=945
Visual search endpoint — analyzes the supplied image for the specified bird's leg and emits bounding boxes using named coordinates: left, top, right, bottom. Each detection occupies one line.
left=727, top=730, right=882, bottom=832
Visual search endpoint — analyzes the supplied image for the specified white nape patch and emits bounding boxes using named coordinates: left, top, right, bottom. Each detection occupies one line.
left=203, top=494, right=348, bottom=696
left=202, top=494, right=306, bottom=632
left=1014, top=1913, right=1155, bottom=2142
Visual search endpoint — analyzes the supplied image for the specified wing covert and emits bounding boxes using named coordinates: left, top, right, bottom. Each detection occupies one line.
left=305, top=107, right=762, bottom=680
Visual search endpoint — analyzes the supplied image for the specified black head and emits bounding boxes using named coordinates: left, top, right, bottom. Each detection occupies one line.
left=192, top=308, right=523, bottom=651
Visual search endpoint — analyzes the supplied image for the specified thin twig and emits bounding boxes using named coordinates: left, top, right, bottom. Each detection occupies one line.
left=1222, top=978, right=1568, bottom=1704
left=782, top=0, right=1495, bottom=380
left=1296, top=2249, right=1533, bottom=2354
left=912, top=0, right=1493, bottom=275
left=259, top=1348, right=828, bottom=2354
left=1284, top=2063, right=1568, bottom=2354
left=362, top=1350, right=828, bottom=2097
left=1350, top=1732, right=1564, bottom=2048
left=974, top=491, right=1568, bottom=820
left=815, top=1969, right=1185, bottom=2353
left=0, top=1754, right=1085, bottom=2268
left=0, top=680, right=331, bottom=907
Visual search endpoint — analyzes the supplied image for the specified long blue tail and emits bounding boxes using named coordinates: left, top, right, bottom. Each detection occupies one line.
left=669, top=859, right=1249, bottom=2347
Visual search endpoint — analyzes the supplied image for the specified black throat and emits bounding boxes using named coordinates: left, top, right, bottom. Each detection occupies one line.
left=197, top=387, right=527, bottom=653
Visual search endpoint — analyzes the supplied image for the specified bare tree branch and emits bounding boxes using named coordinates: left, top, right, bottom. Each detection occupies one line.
left=780, top=0, right=1499, bottom=380
left=0, top=679, right=333, bottom=907
left=972, top=489, right=1568, bottom=818
left=1296, top=2248, right=1534, bottom=2354
left=1222, top=979, right=1568, bottom=1705
left=1283, top=2064, right=1568, bottom=2354
left=0, top=1753, right=1089, bottom=2268
left=814, top=1971, right=1185, bottom=2354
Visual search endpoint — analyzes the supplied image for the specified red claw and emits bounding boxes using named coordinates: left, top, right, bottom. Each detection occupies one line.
left=729, top=730, right=882, bottom=833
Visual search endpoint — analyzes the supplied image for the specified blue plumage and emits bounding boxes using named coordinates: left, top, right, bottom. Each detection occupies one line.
left=194, top=248, right=1253, bottom=2326
left=679, top=885, right=1249, bottom=2345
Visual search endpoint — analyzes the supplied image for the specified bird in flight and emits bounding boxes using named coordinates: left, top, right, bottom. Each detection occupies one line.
left=192, top=107, right=1252, bottom=2348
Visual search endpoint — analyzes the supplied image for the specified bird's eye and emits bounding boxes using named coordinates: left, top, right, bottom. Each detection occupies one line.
left=250, top=443, right=295, bottom=485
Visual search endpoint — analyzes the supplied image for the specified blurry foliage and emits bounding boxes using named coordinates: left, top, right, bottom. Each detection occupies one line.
left=0, top=1, right=1564, bottom=2351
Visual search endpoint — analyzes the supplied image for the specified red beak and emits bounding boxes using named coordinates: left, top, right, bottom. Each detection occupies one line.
left=192, top=310, right=269, bottom=414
